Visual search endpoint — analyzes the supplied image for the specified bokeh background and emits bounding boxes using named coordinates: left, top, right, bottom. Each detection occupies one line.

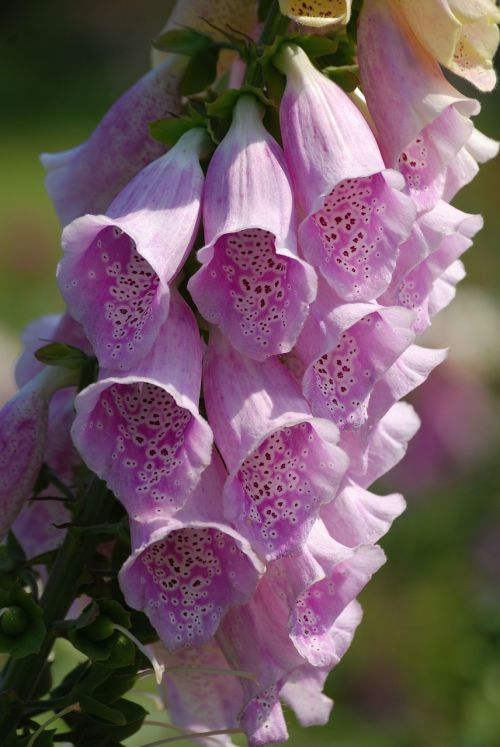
left=1, top=2, right=500, bottom=745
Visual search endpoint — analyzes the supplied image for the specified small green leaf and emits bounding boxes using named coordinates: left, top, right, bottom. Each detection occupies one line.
left=79, top=693, right=127, bottom=725
left=34, top=342, right=91, bottom=371
left=180, top=47, right=219, bottom=96
left=322, top=64, right=360, bottom=91
left=207, top=86, right=272, bottom=119
left=149, top=112, right=206, bottom=148
left=153, top=28, right=215, bottom=56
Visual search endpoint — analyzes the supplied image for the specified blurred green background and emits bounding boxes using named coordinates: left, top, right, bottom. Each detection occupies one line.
left=1, top=2, right=500, bottom=745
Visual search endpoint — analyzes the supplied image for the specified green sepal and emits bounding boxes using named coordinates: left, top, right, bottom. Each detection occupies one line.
left=207, top=85, right=272, bottom=119
left=261, top=32, right=339, bottom=67
left=180, top=47, right=219, bottom=95
left=68, top=599, right=131, bottom=663
left=153, top=28, right=217, bottom=56
left=0, top=532, right=26, bottom=576
left=0, top=584, right=45, bottom=658
left=322, top=64, right=360, bottom=92
left=149, top=106, right=207, bottom=148
left=34, top=342, right=92, bottom=371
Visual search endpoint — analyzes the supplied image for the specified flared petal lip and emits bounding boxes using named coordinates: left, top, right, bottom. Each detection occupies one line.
left=302, top=166, right=408, bottom=232
left=60, top=212, right=172, bottom=293
left=195, top=223, right=307, bottom=271
left=223, top=412, right=348, bottom=493
left=120, top=517, right=265, bottom=586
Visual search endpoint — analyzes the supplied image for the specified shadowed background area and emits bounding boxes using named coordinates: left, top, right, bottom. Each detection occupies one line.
left=1, top=2, right=499, bottom=745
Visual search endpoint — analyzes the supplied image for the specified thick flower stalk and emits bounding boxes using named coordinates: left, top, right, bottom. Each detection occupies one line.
left=1, top=2, right=498, bottom=745
left=189, top=95, right=317, bottom=360
left=276, top=44, right=416, bottom=300
left=58, top=128, right=207, bottom=372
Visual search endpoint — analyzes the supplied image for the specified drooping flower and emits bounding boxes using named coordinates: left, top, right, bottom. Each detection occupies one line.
left=323, top=401, right=420, bottom=547
left=119, top=454, right=264, bottom=650
left=188, top=95, right=317, bottom=361
left=292, top=277, right=416, bottom=428
left=278, top=0, right=352, bottom=27
left=381, top=202, right=483, bottom=333
left=41, top=57, right=186, bottom=225
left=276, top=44, right=416, bottom=301
left=71, top=290, right=213, bottom=523
left=0, top=365, right=78, bottom=541
left=443, top=126, right=499, bottom=201
left=204, top=330, right=348, bottom=560
left=358, top=0, right=482, bottom=211
left=10, top=313, right=90, bottom=557
left=58, top=128, right=207, bottom=372
left=398, top=0, right=500, bottom=92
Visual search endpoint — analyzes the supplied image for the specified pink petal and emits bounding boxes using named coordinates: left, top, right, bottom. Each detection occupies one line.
left=188, top=95, right=317, bottom=360
left=204, top=331, right=348, bottom=560
left=40, top=57, right=186, bottom=225
left=72, top=291, right=212, bottom=522
left=58, top=129, right=205, bottom=372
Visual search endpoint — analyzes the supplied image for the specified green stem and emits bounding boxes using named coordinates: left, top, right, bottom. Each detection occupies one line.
left=245, top=0, right=290, bottom=85
left=0, top=478, right=113, bottom=740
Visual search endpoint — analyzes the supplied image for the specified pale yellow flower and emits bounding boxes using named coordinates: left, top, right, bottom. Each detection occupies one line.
left=278, top=0, right=352, bottom=27
left=398, top=0, right=500, bottom=91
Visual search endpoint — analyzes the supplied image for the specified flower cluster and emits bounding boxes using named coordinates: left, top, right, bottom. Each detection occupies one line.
left=0, top=0, right=498, bottom=745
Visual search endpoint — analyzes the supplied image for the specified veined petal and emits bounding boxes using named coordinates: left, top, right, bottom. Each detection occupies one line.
left=58, top=129, right=206, bottom=371
left=72, top=291, right=213, bottom=522
left=204, top=331, right=348, bottom=560
left=41, top=56, right=186, bottom=225
left=119, top=456, right=263, bottom=650
left=295, top=279, right=415, bottom=429
left=399, top=0, right=500, bottom=91
left=279, top=0, right=352, bottom=27
left=443, top=127, right=499, bottom=201
left=189, top=95, right=317, bottom=360
left=366, top=344, right=448, bottom=428
left=277, top=45, right=415, bottom=300
left=381, top=205, right=483, bottom=333
left=343, top=401, right=421, bottom=489
left=358, top=0, right=480, bottom=211
left=280, top=601, right=362, bottom=726
left=154, top=638, right=243, bottom=745
left=0, top=366, right=77, bottom=540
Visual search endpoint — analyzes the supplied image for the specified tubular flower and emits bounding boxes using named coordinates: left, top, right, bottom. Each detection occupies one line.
left=41, top=57, right=186, bottom=225
left=71, top=291, right=213, bottom=523
left=204, top=330, right=348, bottom=560
left=381, top=202, right=483, bottom=333
left=398, top=0, right=500, bottom=92
left=358, top=0, right=482, bottom=212
left=119, top=454, right=264, bottom=650
left=58, top=128, right=207, bottom=372
left=278, top=0, right=352, bottom=27
left=189, top=95, right=317, bottom=360
left=0, top=365, right=78, bottom=541
left=276, top=44, right=416, bottom=301
left=292, top=277, right=416, bottom=428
